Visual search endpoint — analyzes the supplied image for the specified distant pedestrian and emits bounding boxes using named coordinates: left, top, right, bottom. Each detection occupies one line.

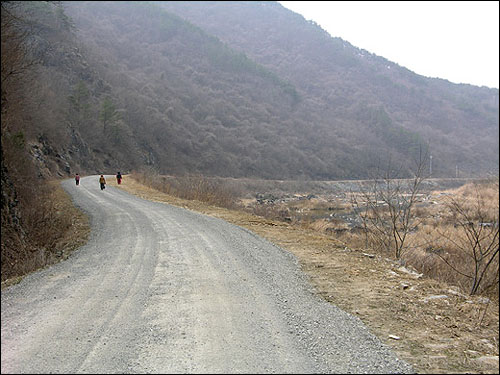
left=75, top=173, right=80, bottom=186
left=99, top=175, right=106, bottom=190
left=116, top=171, right=122, bottom=185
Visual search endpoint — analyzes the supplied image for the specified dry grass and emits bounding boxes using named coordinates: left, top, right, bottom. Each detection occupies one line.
left=303, top=179, right=500, bottom=301
left=404, top=181, right=498, bottom=299
left=133, top=171, right=240, bottom=209
left=1, top=180, right=90, bottom=288
left=130, top=171, right=499, bottom=300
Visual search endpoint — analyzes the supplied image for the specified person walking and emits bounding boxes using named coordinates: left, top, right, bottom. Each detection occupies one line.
left=75, top=173, right=80, bottom=186
left=116, top=171, right=122, bottom=185
left=99, top=175, right=106, bottom=190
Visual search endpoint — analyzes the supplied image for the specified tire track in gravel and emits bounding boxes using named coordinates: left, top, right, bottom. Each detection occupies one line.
left=1, top=176, right=413, bottom=374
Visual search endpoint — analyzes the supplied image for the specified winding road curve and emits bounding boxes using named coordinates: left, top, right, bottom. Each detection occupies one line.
left=1, top=175, right=413, bottom=373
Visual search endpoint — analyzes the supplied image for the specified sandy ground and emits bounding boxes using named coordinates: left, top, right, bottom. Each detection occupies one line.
left=107, top=176, right=498, bottom=374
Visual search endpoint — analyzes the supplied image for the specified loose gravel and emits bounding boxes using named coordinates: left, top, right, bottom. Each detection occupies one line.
left=1, top=176, right=414, bottom=373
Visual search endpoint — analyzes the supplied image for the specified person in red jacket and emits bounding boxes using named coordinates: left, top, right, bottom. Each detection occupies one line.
left=75, top=173, right=80, bottom=186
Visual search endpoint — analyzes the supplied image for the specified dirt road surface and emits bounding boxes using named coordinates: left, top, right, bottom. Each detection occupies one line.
left=1, top=176, right=412, bottom=373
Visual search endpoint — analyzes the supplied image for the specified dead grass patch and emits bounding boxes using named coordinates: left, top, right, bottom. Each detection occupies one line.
left=1, top=180, right=90, bottom=289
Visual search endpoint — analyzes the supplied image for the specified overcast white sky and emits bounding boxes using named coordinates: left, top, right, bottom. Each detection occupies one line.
left=279, top=1, right=499, bottom=89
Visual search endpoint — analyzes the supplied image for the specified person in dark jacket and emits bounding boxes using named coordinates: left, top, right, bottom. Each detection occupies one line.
left=116, top=172, right=122, bottom=185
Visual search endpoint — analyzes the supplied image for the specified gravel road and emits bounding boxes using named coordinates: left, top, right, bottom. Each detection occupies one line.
left=1, top=175, right=414, bottom=374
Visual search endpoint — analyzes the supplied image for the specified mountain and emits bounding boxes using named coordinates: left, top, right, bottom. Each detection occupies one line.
left=4, top=1, right=499, bottom=180
left=157, top=1, right=499, bottom=177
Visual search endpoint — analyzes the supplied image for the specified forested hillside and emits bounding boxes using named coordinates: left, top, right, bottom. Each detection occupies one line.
left=3, top=1, right=498, bottom=182
left=159, top=1, right=499, bottom=178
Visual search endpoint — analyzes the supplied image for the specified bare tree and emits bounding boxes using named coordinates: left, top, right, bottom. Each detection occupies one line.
left=350, top=150, right=429, bottom=260
left=1, top=2, right=36, bottom=123
left=436, top=183, right=499, bottom=295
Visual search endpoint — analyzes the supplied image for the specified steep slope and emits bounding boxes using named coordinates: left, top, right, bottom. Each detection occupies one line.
left=64, top=0, right=397, bottom=179
left=159, top=1, right=499, bottom=177
left=5, top=1, right=498, bottom=180
left=62, top=1, right=316, bottom=178
left=1, top=1, right=147, bottom=177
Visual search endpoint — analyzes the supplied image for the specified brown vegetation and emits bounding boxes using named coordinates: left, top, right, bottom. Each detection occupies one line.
left=159, top=1, right=499, bottom=177
left=133, top=170, right=499, bottom=302
left=3, top=1, right=496, bottom=182
left=404, top=180, right=499, bottom=297
left=133, top=169, right=241, bottom=209
left=1, top=167, right=90, bottom=285
left=1, top=2, right=89, bottom=284
left=1, top=169, right=90, bottom=285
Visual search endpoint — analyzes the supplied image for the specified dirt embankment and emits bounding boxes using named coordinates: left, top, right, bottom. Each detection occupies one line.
left=110, top=176, right=498, bottom=374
